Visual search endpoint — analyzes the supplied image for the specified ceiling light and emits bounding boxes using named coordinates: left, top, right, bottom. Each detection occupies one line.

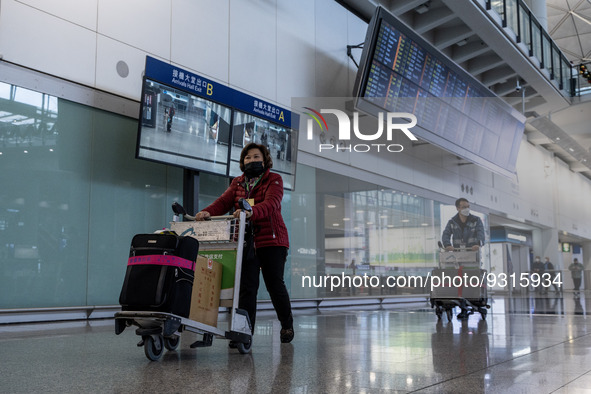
left=327, top=204, right=336, bottom=208
left=401, top=219, right=410, bottom=223
left=343, top=218, right=350, bottom=221
left=332, top=223, right=340, bottom=227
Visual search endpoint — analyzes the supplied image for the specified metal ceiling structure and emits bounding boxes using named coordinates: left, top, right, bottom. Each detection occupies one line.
left=335, top=0, right=591, bottom=241
left=339, top=0, right=591, bottom=179
left=546, top=0, right=591, bottom=63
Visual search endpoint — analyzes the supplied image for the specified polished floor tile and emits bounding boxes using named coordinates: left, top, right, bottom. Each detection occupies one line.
left=2, top=293, right=591, bottom=393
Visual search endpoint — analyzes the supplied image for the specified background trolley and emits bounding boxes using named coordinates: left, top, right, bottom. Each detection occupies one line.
left=430, top=246, right=490, bottom=321
left=115, top=201, right=253, bottom=361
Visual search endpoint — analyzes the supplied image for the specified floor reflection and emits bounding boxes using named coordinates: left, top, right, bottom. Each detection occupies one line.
left=500, top=291, right=588, bottom=316
left=2, top=292, right=591, bottom=393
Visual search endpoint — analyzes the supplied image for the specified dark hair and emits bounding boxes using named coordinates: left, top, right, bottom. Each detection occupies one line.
left=455, top=198, right=469, bottom=208
left=239, top=143, right=273, bottom=172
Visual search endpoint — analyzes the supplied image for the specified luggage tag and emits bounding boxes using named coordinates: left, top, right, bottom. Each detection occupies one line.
left=246, top=198, right=255, bottom=207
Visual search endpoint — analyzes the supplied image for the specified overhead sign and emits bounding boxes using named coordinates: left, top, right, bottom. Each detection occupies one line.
left=144, top=56, right=295, bottom=128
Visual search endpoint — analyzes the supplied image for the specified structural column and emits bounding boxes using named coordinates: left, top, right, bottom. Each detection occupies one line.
left=580, top=242, right=591, bottom=291
left=532, top=228, right=559, bottom=266
left=528, top=0, right=548, bottom=30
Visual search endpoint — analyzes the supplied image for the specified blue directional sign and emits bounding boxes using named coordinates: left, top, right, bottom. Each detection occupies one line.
left=144, top=56, right=296, bottom=128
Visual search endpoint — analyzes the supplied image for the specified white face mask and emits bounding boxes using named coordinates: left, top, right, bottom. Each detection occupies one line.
left=460, top=208, right=470, bottom=216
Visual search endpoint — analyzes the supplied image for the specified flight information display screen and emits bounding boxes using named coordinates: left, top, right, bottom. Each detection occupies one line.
left=353, top=7, right=525, bottom=177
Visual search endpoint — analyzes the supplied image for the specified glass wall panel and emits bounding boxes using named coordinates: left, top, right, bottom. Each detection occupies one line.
left=198, top=172, right=231, bottom=211
left=543, top=35, right=553, bottom=75
left=491, top=0, right=504, bottom=21
left=0, top=78, right=492, bottom=309
left=506, top=0, right=519, bottom=35
left=532, top=21, right=542, bottom=64
left=0, top=81, right=182, bottom=308
left=519, top=3, right=530, bottom=48
left=553, top=47, right=562, bottom=87
left=288, top=164, right=489, bottom=299
left=563, top=58, right=573, bottom=96
left=86, top=107, right=183, bottom=305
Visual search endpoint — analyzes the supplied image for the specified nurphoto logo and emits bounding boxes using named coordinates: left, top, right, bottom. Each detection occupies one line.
left=303, top=107, right=418, bottom=153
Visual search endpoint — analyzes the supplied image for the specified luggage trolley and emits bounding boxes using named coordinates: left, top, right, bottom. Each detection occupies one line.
left=429, top=245, right=490, bottom=322
left=115, top=201, right=253, bottom=361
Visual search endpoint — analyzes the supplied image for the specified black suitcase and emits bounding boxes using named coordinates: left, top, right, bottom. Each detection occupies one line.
left=119, top=233, right=199, bottom=317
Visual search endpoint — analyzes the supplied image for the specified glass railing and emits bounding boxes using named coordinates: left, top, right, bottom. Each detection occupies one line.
left=485, top=0, right=583, bottom=97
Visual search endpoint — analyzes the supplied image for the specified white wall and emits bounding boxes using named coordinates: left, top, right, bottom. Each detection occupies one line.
left=1, top=0, right=591, bottom=240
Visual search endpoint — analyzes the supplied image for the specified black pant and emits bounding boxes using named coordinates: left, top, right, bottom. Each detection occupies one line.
left=239, top=246, right=293, bottom=332
left=573, top=277, right=582, bottom=291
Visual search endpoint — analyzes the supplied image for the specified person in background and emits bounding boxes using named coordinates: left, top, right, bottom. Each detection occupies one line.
left=531, top=256, right=545, bottom=294
left=194, top=143, right=294, bottom=344
left=568, top=258, right=584, bottom=297
left=543, top=257, right=560, bottom=294
left=166, top=105, right=175, bottom=132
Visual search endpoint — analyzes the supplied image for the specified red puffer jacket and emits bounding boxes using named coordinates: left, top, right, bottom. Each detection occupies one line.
left=202, top=169, right=289, bottom=249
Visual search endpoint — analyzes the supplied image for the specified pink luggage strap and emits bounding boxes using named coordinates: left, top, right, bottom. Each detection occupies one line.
left=127, top=255, right=195, bottom=271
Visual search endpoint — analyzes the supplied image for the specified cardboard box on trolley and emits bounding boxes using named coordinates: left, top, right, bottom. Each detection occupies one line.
left=198, top=250, right=238, bottom=308
left=190, top=256, right=222, bottom=327
left=171, top=220, right=241, bottom=311
left=189, top=256, right=222, bottom=327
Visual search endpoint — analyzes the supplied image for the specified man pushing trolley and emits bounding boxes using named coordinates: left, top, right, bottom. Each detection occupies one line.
left=430, top=198, right=489, bottom=321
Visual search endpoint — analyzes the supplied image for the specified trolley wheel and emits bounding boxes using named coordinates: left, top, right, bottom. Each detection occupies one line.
left=144, top=335, right=164, bottom=361
left=446, top=308, right=453, bottom=322
left=164, top=335, right=180, bottom=351
left=237, top=337, right=252, bottom=354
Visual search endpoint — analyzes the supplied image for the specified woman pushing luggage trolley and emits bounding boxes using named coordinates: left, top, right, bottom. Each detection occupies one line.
left=115, top=200, right=254, bottom=361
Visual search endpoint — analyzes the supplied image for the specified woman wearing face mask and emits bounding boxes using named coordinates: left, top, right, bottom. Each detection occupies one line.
left=194, top=143, right=294, bottom=344
left=441, top=198, right=485, bottom=252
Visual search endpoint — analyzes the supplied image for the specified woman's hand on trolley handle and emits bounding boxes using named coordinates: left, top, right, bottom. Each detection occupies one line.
left=233, top=209, right=252, bottom=219
left=194, top=211, right=211, bottom=221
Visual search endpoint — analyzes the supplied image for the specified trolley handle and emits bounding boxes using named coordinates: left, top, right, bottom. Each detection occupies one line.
left=172, top=202, right=196, bottom=221
left=172, top=199, right=252, bottom=222
left=437, top=241, right=479, bottom=252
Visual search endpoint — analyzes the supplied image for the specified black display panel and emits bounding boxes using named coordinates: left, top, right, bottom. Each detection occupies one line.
left=136, top=77, right=232, bottom=176
left=353, top=7, right=525, bottom=177
left=135, top=56, right=299, bottom=189
left=229, top=110, right=295, bottom=190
